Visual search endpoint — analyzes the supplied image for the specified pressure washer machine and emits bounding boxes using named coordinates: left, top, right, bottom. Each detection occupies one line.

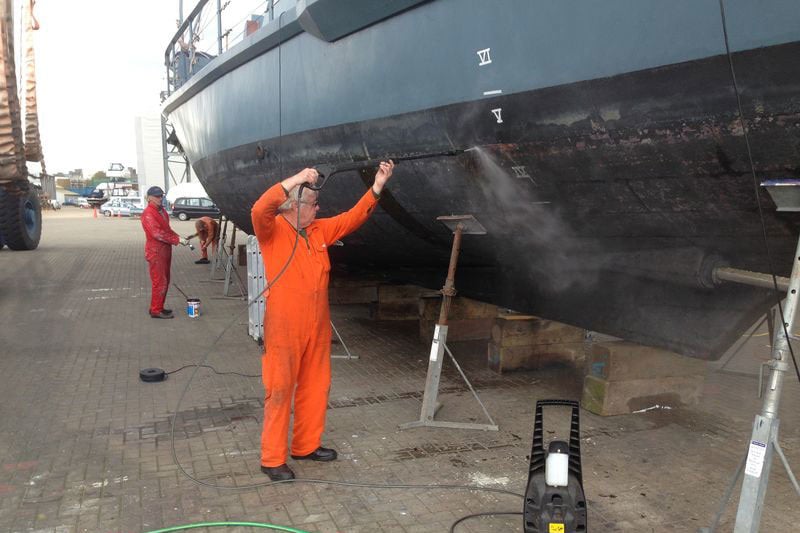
left=523, top=399, right=588, bottom=533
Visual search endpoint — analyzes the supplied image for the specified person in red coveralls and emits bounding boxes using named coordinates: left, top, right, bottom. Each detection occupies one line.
left=251, top=160, right=394, bottom=481
left=141, top=186, right=189, bottom=319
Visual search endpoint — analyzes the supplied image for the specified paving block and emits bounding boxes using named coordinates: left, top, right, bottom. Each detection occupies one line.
left=491, top=314, right=585, bottom=347
left=587, top=341, right=707, bottom=381
left=487, top=341, right=585, bottom=373
left=581, top=374, right=705, bottom=416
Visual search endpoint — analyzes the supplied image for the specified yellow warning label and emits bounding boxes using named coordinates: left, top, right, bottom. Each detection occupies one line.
left=548, top=524, right=565, bottom=533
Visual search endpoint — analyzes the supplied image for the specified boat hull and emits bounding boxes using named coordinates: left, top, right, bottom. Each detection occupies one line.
left=164, top=0, right=800, bottom=359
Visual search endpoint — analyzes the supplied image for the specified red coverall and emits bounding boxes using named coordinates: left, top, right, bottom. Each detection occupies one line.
left=141, top=203, right=180, bottom=315
left=195, top=216, right=219, bottom=260
left=252, top=182, right=378, bottom=467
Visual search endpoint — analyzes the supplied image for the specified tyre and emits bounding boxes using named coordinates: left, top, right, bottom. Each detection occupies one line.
left=103, top=210, right=111, bottom=217
left=0, top=185, right=42, bottom=250
left=177, top=211, right=188, bottom=221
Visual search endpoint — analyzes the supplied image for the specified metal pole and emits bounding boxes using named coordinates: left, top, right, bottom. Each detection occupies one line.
left=179, top=0, right=184, bottom=25
left=713, top=267, right=789, bottom=292
left=733, top=236, right=800, bottom=531
left=216, top=0, right=223, bottom=55
left=188, top=20, right=195, bottom=74
left=438, top=223, right=463, bottom=325
left=160, top=115, right=171, bottom=193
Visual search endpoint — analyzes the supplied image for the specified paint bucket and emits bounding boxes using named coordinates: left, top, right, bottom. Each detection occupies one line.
left=186, top=298, right=201, bottom=318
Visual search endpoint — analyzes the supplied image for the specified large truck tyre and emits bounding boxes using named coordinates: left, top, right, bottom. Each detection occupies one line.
left=0, top=185, right=42, bottom=250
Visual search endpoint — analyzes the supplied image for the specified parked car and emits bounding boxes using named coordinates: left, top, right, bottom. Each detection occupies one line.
left=171, top=197, right=220, bottom=221
left=129, top=199, right=171, bottom=218
left=101, top=197, right=143, bottom=217
left=77, top=197, right=91, bottom=208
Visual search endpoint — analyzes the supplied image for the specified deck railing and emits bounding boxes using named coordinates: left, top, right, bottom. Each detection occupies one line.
left=164, top=0, right=288, bottom=96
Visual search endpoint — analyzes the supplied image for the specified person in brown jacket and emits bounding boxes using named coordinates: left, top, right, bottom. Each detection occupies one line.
left=193, top=216, right=219, bottom=264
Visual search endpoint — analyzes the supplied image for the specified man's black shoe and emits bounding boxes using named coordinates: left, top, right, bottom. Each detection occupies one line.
left=162, top=308, right=173, bottom=315
left=150, top=311, right=174, bottom=319
left=291, top=447, right=337, bottom=462
left=195, top=258, right=210, bottom=264
left=261, top=464, right=295, bottom=481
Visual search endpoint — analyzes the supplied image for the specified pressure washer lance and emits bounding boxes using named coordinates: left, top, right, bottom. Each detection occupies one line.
left=306, top=148, right=467, bottom=194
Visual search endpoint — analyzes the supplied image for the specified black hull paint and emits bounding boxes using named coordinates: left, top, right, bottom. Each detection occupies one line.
left=190, top=43, right=800, bottom=360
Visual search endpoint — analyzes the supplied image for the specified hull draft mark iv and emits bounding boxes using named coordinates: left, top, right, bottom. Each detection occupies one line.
left=161, top=0, right=800, bottom=360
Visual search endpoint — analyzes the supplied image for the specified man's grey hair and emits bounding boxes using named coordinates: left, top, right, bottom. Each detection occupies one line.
left=278, top=184, right=312, bottom=211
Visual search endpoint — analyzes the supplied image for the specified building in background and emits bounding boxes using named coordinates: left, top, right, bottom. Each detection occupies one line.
left=135, top=114, right=195, bottom=196
left=134, top=115, right=165, bottom=196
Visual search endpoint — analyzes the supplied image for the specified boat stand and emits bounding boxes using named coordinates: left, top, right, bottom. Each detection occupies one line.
left=399, top=215, right=498, bottom=432
left=701, top=179, right=800, bottom=532
left=331, top=321, right=357, bottom=360
left=211, top=218, right=231, bottom=279
left=206, top=218, right=246, bottom=300
left=219, top=255, right=246, bottom=298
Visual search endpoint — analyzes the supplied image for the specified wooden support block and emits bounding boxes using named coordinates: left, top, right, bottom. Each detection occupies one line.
left=582, top=374, right=704, bottom=416
left=587, top=341, right=707, bottom=381
left=420, top=318, right=495, bottom=343
left=492, top=314, right=585, bottom=347
left=374, top=284, right=429, bottom=320
left=419, top=294, right=498, bottom=320
left=488, top=341, right=585, bottom=373
left=418, top=294, right=497, bottom=341
left=328, top=278, right=379, bottom=305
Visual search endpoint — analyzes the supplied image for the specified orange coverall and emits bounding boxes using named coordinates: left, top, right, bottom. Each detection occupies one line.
left=195, top=216, right=219, bottom=260
left=251, top=182, right=378, bottom=467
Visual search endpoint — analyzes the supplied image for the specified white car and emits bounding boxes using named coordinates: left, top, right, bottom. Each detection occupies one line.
left=101, top=197, right=143, bottom=217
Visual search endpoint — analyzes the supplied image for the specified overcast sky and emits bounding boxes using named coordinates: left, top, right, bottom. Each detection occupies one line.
left=16, top=1, right=179, bottom=176
left=17, top=0, right=293, bottom=177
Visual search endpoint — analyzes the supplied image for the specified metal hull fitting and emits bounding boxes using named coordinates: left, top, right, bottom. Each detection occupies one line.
left=163, top=0, right=800, bottom=360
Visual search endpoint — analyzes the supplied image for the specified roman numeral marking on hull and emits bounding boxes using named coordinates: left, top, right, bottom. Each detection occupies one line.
left=512, top=166, right=529, bottom=178
left=491, top=108, right=503, bottom=123
left=477, top=48, right=492, bottom=66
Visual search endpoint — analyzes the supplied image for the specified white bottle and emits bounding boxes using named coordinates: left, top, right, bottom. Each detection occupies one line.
left=545, top=440, right=569, bottom=487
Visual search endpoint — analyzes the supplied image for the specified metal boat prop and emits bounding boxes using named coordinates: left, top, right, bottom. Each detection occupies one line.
left=161, top=0, right=800, bottom=360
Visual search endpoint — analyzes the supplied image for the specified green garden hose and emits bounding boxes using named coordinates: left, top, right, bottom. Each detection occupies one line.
left=144, top=521, right=310, bottom=533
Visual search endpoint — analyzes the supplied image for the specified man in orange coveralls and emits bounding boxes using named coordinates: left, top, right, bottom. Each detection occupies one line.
left=252, top=160, right=394, bottom=480
left=141, top=186, right=189, bottom=319
left=193, top=216, right=219, bottom=264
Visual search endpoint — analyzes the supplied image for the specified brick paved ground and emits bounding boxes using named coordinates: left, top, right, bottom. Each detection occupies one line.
left=0, top=209, right=798, bottom=532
